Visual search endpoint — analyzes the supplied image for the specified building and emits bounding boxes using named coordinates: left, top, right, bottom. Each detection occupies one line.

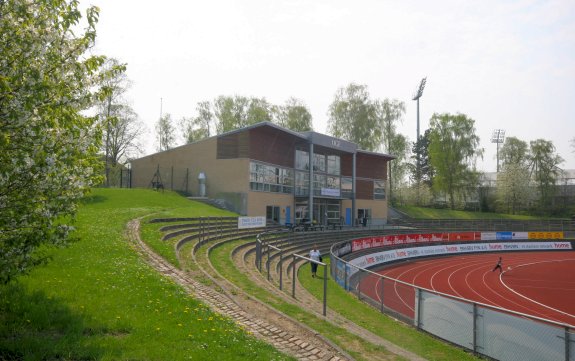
left=130, top=122, right=395, bottom=226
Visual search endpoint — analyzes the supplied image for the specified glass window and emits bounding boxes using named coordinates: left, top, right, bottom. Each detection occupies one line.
left=313, top=153, right=326, bottom=172
left=374, top=180, right=386, bottom=199
left=341, top=177, right=352, bottom=199
left=295, top=149, right=309, bottom=170
left=295, top=171, right=309, bottom=196
left=326, top=176, right=340, bottom=189
left=249, top=161, right=293, bottom=194
left=327, top=155, right=340, bottom=175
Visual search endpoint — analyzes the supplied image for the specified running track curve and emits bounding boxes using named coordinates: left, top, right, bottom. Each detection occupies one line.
left=360, top=251, right=575, bottom=326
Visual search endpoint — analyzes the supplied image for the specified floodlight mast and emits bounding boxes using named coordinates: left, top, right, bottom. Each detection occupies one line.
left=491, top=129, right=505, bottom=172
left=412, top=77, right=427, bottom=188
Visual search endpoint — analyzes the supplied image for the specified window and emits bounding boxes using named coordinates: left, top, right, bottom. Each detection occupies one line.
left=295, top=149, right=309, bottom=170
left=295, top=171, right=309, bottom=196
left=250, top=161, right=293, bottom=194
left=313, top=153, right=326, bottom=172
left=327, top=155, right=340, bottom=175
left=341, top=177, right=352, bottom=199
left=374, top=180, right=386, bottom=199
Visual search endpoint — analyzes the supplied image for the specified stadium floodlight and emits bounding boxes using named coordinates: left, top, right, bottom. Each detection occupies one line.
left=412, top=77, right=427, bottom=187
left=491, top=129, right=506, bottom=172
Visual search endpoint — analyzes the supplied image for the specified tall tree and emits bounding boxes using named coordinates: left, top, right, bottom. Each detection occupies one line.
left=495, top=137, right=531, bottom=214
left=156, top=113, right=176, bottom=151
left=411, top=129, right=434, bottom=187
left=180, top=116, right=209, bottom=144
left=428, top=113, right=483, bottom=209
left=376, top=99, right=406, bottom=204
left=213, top=95, right=270, bottom=134
left=96, top=58, right=144, bottom=185
left=327, top=84, right=380, bottom=151
left=0, top=0, right=107, bottom=283
left=272, top=97, right=313, bottom=132
left=528, top=139, right=563, bottom=211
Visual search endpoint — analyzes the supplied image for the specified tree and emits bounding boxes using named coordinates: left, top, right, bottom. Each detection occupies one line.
left=0, top=0, right=107, bottom=283
left=96, top=58, right=144, bottom=185
left=213, top=95, right=270, bottom=134
left=528, top=139, right=563, bottom=211
left=156, top=113, right=176, bottom=151
left=327, top=84, right=380, bottom=151
left=272, top=97, right=313, bottom=132
left=411, top=129, right=434, bottom=187
left=376, top=99, right=406, bottom=204
left=428, top=113, right=483, bottom=209
left=495, top=137, right=531, bottom=214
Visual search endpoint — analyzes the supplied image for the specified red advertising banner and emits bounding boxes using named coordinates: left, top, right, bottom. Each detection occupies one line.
left=448, top=232, right=481, bottom=242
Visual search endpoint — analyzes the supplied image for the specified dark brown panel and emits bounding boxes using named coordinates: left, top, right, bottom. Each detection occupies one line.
left=248, top=127, right=297, bottom=167
left=356, top=153, right=387, bottom=179
left=341, top=154, right=353, bottom=177
left=217, top=132, right=249, bottom=159
left=356, top=179, right=373, bottom=199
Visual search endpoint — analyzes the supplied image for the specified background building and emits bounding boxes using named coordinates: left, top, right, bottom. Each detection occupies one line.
left=130, top=122, right=394, bottom=226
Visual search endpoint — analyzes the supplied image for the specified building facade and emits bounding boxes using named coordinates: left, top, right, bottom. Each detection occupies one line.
left=130, top=122, right=394, bottom=226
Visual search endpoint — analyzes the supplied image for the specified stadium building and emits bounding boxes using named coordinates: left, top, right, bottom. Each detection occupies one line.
left=130, top=122, right=394, bottom=226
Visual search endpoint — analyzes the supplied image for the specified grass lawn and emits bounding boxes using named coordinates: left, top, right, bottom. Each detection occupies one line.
left=396, top=205, right=542, bottom=220
left=297, top=258, right=480, bottom=361
left=0, top=188, right=291, bottom=361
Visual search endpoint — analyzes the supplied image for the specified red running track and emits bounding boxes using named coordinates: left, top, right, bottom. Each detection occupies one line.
left=359, top=251, right=575, bottom=326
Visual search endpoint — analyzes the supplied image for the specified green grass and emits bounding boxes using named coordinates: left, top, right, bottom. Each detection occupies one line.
left=396, top=205, right=542, bottom=220
left=0, top=188, right=291, bottom=361
left=208, top=240, right=399, bottom=361
left=298, top=258, right=479, bottom=361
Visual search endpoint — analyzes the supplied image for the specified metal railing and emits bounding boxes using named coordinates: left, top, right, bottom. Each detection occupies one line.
left=330, top=238, right=575, bottom=361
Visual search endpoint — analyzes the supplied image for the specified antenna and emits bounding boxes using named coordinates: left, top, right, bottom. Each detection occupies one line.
left=491, top=129, right=505, bottom=172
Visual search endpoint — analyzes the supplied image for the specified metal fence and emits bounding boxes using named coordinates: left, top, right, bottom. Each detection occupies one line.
left=330, top=241, right=575, bottom=361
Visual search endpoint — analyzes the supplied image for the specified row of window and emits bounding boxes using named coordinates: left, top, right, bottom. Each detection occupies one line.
left=250, top=161, right=385, bottom=199
left=295, top=150, right=341, bottom=175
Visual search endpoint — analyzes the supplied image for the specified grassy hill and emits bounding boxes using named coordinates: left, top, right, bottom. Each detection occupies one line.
left=0, top=188, right=291, bottom=361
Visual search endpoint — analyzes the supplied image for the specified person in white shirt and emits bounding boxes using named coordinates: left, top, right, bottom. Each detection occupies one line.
left=309, top=245, right=321, bottom=278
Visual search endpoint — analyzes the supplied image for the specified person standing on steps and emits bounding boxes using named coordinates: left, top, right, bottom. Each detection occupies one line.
left=492, top=256, right=503, bottom=273
left=309, top=245, right=321, bottom=278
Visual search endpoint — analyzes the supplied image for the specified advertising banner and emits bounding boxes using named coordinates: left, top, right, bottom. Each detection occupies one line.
left=528, top=232, right=564, bottom=239
left=237, top=216, right=266, bottom=229
left=349, top=242, right=572, bottom=270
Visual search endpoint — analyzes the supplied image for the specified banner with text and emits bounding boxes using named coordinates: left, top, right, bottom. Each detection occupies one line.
left=238, top=216, right=266, bottom=229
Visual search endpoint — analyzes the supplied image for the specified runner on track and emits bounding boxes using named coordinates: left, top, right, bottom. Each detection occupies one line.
left=492, top=256, right=503, bottom=273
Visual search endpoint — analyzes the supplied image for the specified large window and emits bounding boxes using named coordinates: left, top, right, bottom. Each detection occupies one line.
left=341, top=177, right=352, bottom=199
left=313, top=153, right=326, bottom=172
left=374, top=180, right=386, bottom=199
left=295, top=171, right=309, bottom=196
left=295, top=149, right=309, bottom=170
left=250, top=161, right=293, bottom=194
left=327, top=155, right=340, bottom=175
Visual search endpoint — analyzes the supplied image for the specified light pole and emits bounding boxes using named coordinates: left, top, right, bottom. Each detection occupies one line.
left=491, top=129, right=505, bottom=172
left=412, top=77, right=427, bottom=198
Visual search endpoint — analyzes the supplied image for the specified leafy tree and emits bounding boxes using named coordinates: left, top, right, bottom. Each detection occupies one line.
left=195, top=100, right=213, bottom=138
left=213, top=95, right=270, bottom=134
left=411, top=129, right=434, bottom=187
left=156, top=113, right=176, bottom=151
left=376, top=99, right=406, bottom=204
left=0, top=0, right=107, bottom=283
left=96, top=58, right=144, bottom=185
left=180, top=116, right=209, bottom=144
left=500, top=136, right=529, bottom=168
left=528, top=139, right=563, bottom=211
left=495, top=137, right=531, bottom=214
left=428, top=113, right=483, bottom=209
left=272, top=97, right=313, bottom=132
left=327, top=83, right=380, bottom=151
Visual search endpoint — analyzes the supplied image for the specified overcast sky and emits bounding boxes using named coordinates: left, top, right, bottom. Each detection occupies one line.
left=81, top=0, right=575, bottom=172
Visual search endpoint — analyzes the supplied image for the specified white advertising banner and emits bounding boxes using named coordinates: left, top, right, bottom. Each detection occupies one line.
left=349, top=242, right=572, bottom=270
left=237, top=216, right=266, bottom=229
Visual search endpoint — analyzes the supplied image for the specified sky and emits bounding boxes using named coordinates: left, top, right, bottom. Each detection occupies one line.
left=79, top=0, right=575, bottom=172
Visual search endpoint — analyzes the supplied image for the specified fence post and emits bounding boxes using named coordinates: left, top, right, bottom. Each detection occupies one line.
left=416, top=288, right=422, bottom=328
left=565, top=326, right=570, bottom=361
left=380, top=276, right=384, bottom=313
left=292, top=254, right=296, bottom=299
left=323, top=263, right=327, bottom=316
left=279, top=250, right=283, bottom=291
left=266, top=243, right=270, bottom=281
left=171, top=166, right=174, bottom=190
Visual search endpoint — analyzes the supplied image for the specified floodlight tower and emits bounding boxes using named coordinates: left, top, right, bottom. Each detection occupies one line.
left=491, top=129, right=505, bottom=172
left=412, top=77, right=427, bottom=183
